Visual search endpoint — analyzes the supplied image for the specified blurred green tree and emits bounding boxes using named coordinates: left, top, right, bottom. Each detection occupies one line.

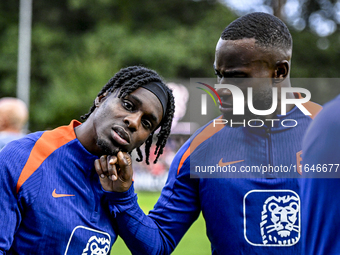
left=0, top=0, right=339, bottom=131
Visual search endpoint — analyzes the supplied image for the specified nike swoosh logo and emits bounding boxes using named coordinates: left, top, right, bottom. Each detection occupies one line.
left=218, top=159, right=244, bottom=167
left=52, top=189, right=75, bottom=198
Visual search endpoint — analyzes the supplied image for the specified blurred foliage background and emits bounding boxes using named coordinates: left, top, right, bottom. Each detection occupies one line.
left=1, top=0, right=340, bottom=132
left=1, top=1, right=340, bottom=254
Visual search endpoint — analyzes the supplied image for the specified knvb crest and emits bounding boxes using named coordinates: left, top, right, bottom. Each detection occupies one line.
left=260, top=195, right=300, bottom=245
left=65, top=226, right=111, bottom=255
left=82, top=236, right=110, bottom=255
left=243, top=190, right=300, bottom=247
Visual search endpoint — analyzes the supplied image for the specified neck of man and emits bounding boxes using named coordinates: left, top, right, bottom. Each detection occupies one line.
left=74, top=116, right=101, bottom=156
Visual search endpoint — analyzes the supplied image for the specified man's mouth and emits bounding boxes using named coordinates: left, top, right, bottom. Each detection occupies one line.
left=111, top=126, right=130, bottom=146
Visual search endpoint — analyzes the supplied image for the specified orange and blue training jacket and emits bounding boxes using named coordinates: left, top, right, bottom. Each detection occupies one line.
left=0, top=120, right=120, bottom=254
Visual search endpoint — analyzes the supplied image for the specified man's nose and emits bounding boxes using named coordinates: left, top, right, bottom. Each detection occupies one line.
left=216, top=87, right=232, bottom=97
left=124, top=112, right=142, bottom=131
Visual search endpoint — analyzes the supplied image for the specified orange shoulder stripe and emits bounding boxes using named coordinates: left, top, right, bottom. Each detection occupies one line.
left=303, top=101, right=322, bottom=120
left=16, top=120, right=80, bottom=193
left=177, top=116, right=224, bottom=175
left=294, top=92, right=322, bottom=120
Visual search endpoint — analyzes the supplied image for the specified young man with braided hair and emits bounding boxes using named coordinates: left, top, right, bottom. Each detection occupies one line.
left=0, top=66, right=175, bottom=254
left=95, top=13, right=321, bottom=254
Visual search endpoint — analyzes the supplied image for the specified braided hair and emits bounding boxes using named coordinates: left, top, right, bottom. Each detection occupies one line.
left=221, top=12, right=292, bottom=51
left=81, top=66, right=175, bottom=164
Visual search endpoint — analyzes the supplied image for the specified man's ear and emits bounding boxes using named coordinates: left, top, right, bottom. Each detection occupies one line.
left=95, top=91, right=108, bottom=107
left=274, top=60, right=289, bottom=80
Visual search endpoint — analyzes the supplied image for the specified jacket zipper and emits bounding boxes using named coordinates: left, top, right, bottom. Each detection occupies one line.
left=266, top=128, right=273, bottom=174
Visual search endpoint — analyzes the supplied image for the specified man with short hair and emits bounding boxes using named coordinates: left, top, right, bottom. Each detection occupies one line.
left=0, top=97, right=28, bottom=149
left=95, top=13, right=321, bottom=254
left=0, top=66, right=175, bottom=254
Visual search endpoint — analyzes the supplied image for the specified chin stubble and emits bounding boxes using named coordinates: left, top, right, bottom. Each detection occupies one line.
left=97, top=138, right=119, bottom=155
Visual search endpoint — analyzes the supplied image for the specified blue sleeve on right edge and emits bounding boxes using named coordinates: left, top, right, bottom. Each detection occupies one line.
left=105, top=140, right=201, bottom=255
left=301, top=95, right=340, bottom=255
left=302, top=96, right=340, bottom=166
left=0, top=141, right=26, bottom=252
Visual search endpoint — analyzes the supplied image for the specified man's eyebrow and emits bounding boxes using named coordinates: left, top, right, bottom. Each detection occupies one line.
left=214, top=69, right=247, bottom=78
left=127, top=94, right=142, bottom=105
left=222, top=70, right=247, bottom=76
left=213, top=64, right=243, bottom=72
left=128, top=94, right=159, bottom=123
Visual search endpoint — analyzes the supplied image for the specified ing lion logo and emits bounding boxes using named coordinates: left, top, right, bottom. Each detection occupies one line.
left=82, top=236, right=110, bottom=255
left=260, top=195, right=300, bottom=245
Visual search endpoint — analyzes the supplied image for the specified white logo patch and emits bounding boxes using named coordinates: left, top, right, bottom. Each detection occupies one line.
left=65, top=226, right=111, bottom=255
left=82, top=236, right=110, bottom=255
left=243, top=190, right=300, bottom=247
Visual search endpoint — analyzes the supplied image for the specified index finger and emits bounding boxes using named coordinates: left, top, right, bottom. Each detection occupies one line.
left=94, top=159, right=105, bottom=179
left=116, top=151, right=133, bottom=182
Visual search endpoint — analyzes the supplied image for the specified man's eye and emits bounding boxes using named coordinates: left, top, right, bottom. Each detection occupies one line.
left=232, top=74, right=246, bottom=78
left=142, top=119, right=152, bottom=129
left=123, top=101, right=134, bottom=111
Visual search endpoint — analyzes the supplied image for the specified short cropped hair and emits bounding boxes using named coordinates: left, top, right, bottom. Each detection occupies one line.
left=221, top=12, right=292, bottom=50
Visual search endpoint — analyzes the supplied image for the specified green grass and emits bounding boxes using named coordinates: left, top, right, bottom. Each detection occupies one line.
left=110, top=191, right=210, bottom=254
